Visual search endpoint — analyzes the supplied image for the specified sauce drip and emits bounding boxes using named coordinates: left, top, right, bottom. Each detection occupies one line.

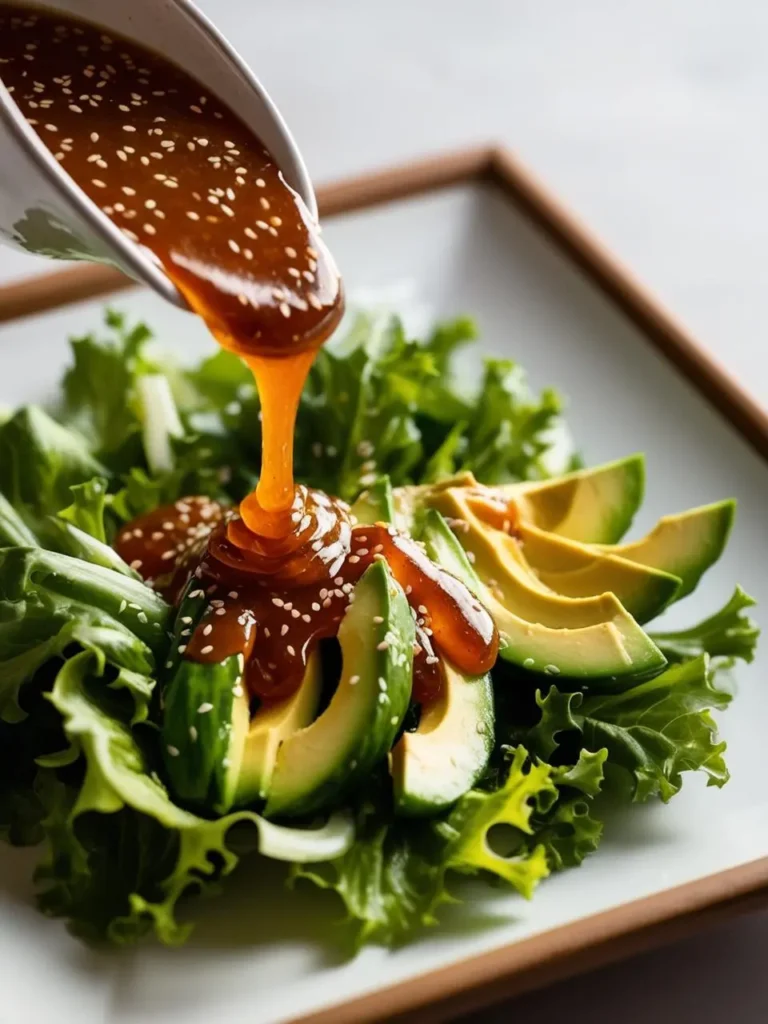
left=116, top=500, right=499, bottom=706
left=2, top=4, right=499, bottom=710
left=0, top=2, right=343, bottom=546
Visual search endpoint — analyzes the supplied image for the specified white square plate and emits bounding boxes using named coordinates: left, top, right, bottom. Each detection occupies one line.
left=1, top=159, right=767, bottom=1024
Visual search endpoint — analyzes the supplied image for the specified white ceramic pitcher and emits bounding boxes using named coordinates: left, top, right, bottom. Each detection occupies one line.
left=0, top=0, right=316, bottom=310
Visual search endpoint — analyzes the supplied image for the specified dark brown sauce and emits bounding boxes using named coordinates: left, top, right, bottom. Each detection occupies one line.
left=2, top=4, right=499, bottom=711
left=115, top=499, right=498, bottom=706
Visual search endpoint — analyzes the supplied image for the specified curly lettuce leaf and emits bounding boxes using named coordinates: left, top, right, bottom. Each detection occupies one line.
left=459, top=360, right=562, bottom=485
left=292, top=747, right=554, bottom=947
left=530, top=750, right=606, bottom=870
left=527, top=655, right=731, bottom=802
left=651, top=586, right=759, bottom=665
left=292, top=312, right=561, bottom=500
left=35, top=650, right=351, bottom=944
left=57, top=477, right=109, bottom=542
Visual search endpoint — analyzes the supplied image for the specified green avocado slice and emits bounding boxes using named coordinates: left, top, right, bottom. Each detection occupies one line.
left=390, top=656, right=493, bottom=817
left=598, top=500, right=735, bottom=599
left=390, top=507, right=495, bottom=817
left=234, top=654, right=323, bottom=807
left=162, top=652, right=249, bottom=814
left=499, top=454, right=645, bottom=544
left=519, top=522, right=681, bottom=624
left=265, top=560, right=414, bottom=818
left=421, top=509, right=665, bottom=681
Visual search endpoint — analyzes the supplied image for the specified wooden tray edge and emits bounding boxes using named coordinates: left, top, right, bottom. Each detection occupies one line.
left=296, top=858, right=768, bottom=1024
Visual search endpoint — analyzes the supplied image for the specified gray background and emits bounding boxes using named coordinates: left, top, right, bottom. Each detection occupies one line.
left=1, top=2, right=766, bottom=1019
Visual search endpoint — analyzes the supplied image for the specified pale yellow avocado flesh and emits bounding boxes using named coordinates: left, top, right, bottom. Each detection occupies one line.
left=234, top=653, right=323, bottom=806
left=518, top=522, right=681, bottom=623
left=430, top=488, right=647, bottom=629
left=498, top=454, right=645, bottom=544
left=391, top=660, right=494, bottom=816
left=420, top=506, right=666, bottom=680
left=393, top=456, right=644, bottom=545
left=597, top=500, right=735, bottom=599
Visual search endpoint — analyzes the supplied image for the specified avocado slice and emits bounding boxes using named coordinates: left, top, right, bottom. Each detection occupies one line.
left=350, top=475, right=395, bottom=525
left=599, top=500, right=735, bottom=599
left=162, top=652, right=249, bottom=814
left=390, top=659, right=493, bottom=816
left=499, top=454, right=645, bottom=544
left=234, top=654, right=323, bottom=806
left=518, top=522, right=681, bottom=624
left=265, top=560, right=414, bottom=818
left=429, top=487, right=666, bottom=631
left=421, top=509, right=665, bottom=680
left=390, top=506, right=496, bottom=817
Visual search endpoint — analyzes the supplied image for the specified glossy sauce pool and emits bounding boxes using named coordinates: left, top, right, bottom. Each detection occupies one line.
left=1, top=4, right=499, bottom=710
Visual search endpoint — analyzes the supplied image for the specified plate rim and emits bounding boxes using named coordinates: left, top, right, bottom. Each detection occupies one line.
left=1, top=145, right=767, bottom=1023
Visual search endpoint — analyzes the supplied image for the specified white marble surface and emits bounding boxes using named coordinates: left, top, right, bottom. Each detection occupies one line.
left=2, top=1, right=767, bottom=1020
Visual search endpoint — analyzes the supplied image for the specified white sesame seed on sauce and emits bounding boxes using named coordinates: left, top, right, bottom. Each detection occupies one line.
left=200, top=645, right=214, bottom=655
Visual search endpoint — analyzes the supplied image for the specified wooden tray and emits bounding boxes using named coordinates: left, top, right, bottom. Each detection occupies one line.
left=0, top=146, right=766, bottom=1024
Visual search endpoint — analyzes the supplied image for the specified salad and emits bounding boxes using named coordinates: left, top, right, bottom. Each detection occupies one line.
left=0, top=308, right=758, bottom=948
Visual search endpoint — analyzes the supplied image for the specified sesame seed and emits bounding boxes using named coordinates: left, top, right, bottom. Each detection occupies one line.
left=91, top=178, right=106, bottom=188
left=189, top=726, right=198, bottom=742
left=167, top=745, right=180, bottom=757
left=122, top=124, right=136, bottom=132
left=197, top=703, right=214, bottom=714
left=287, top=645, right=296, bottom=656
left=201, top=644, right=214, bottom=655
left=281, top=623, right=289, bottom=636
left=203, top=624, right=213, bottom=636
